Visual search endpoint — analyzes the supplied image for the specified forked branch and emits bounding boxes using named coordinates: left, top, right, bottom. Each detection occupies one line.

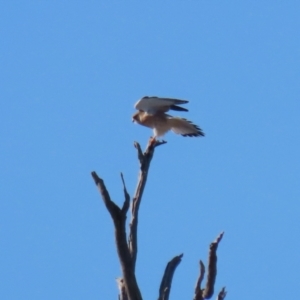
left=217, top=287, right=227, bottom=300
left=91, top=171, right=142, bottom=300
left=193, top=232, right=225, bottom=300
left=92, top=138, right=227, bottom=300
left=92, top=138, right=166, bottom=299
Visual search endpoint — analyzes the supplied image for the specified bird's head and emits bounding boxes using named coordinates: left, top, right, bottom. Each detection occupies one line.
left=132, top=111, right=141, bottom=124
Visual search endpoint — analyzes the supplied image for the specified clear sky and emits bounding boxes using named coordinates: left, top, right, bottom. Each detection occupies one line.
left=1, top=1, right=299, bottom=299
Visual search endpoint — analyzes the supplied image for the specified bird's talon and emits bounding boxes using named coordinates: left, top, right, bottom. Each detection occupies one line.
left=149, top=137, right=157, bottom=146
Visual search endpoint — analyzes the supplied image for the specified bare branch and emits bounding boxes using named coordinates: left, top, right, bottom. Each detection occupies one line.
left=134, top=142, right=144, bottom=165
left=120, top=172, right=130, bottom=213
left=91, top=171, right=142, bottom=300
left=193, top=260, right=205, bottom=300
left=129, top=138, right=167, bottom=271
left=158, top=253, right=183, bottom=300
left=216, top=287, right=227, bottom=300
left=91, top=171, right=122, bottom=219
left=202, top=232, right=224, bottom=299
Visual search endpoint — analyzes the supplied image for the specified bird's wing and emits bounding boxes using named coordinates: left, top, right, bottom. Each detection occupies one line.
left=134, top=96, right=189, bottom=114
left=168, top=117, right=205, bottom=137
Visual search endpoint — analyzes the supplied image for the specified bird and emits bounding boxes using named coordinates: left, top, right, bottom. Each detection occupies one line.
left=132, top=96, right=204, bottom=139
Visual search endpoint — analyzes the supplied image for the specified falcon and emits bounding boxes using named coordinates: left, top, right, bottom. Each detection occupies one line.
left=132, top=96, right=204, bottom=138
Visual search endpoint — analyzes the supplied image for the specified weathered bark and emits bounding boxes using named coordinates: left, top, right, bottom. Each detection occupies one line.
left=203, top=232, right=224, bottom=299
left=193, top=232, right=225, bottom=300
left=128, top=139, right=166, bottom=271
left=116, top=278, right=128, bottom=300
left=194, top=260, right=205, bottom=300
left=217, top=287, right=227, bottom=300
left=91, top=172, right=142, bottom=300
left=158, top=254, right=183, bottom=300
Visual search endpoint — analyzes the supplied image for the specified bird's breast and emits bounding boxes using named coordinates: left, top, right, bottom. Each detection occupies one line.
left=141, top=113, right=167, bottom=129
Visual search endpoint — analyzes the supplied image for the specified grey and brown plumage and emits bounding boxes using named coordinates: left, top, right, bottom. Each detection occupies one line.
left=132, top=96, right=204, bottom=138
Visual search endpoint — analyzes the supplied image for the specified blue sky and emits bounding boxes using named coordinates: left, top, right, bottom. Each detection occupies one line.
left=1, top=1, right=299, bottom=299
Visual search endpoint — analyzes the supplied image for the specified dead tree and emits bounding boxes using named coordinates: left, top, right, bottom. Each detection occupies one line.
left=91, top=139, right=226, bottom=300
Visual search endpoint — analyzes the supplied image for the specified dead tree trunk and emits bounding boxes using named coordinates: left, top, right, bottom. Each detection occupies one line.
left=91, top=138, right=226, bottom=299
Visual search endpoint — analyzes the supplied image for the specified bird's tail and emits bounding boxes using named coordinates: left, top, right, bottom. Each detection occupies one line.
left=168, top=117, right=205, bottom=137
